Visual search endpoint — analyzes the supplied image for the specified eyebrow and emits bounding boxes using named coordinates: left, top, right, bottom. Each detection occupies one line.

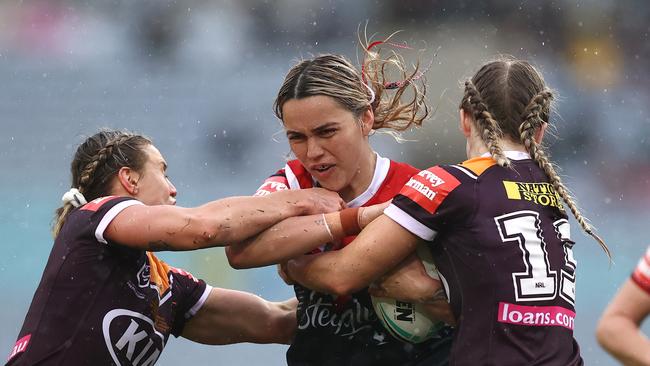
left=286, top=122, right=339, bottom=135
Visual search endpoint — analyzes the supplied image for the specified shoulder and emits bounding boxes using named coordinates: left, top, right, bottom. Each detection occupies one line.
left=255, top=159, right=314, bottom=195
left=64, top=196, right=143, bottom=245
left=397, top=165, right=469, bottom=213
left=632, top=247, right=650, bottom=295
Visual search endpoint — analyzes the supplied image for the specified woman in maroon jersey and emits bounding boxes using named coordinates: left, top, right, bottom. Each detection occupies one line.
left=224, top=39, right=454, bottom=366
left=6, top=129, right=344, bottom=365
left=283, top=57, right=611, bottom=365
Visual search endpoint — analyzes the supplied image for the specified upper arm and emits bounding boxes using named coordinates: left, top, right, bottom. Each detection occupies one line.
left=181, top=288, right=296, bottom=345
left=602, top=279, right=650, bottom=325
left=104, top=204, right=208, bottom=251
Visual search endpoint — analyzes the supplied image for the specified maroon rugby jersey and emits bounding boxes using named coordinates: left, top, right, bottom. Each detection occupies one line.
left=6, top=196, right=210, bottom=366
left=385, top=151, right=582, bottom=366
left=631, top=247, right=650, bottom=295
left=256, top=154, right=453, bottom=366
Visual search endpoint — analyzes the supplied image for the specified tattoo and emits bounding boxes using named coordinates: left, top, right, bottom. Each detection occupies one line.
left=147, top=240, right=174, bottom=251
left=314, top=218, right=325, bottom=226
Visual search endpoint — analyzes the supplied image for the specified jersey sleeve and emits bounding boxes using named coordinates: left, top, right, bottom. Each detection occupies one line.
left=254, top=170, right=289, bottom=196
left=631, top=246, right=650, bottom=295
left=168, top=265, right=211, bottom=337
left=75, top=196, right=144, bottom=246
left=384, top=166, right=465, bottom=241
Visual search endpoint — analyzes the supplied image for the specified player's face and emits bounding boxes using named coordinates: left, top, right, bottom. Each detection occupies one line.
left=282, top=95, right=374, bottom=200
left=134, top=144, right=177, bottom=206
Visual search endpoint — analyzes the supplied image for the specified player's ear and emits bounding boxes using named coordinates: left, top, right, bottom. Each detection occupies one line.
left=534, top=122, right=547, bottom=144
left=459, top=109, right=472, bottom=138
left=360, top=108, right=374, bottom=137
left=116, top=167, right=140, bottom=196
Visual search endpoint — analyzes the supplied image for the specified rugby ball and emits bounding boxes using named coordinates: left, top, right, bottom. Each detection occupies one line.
left=371, top=244, right=446, bottom=343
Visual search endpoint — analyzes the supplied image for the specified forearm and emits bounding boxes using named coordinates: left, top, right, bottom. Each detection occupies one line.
left=197, top=193, right=309, bottom=246
left=597, top=316, right=650, bottom=366
left=287, top=215, right=419, bottom=296
left=226, top=212, right=345, bottom=268
left=182, top=288, right=297, bottom=345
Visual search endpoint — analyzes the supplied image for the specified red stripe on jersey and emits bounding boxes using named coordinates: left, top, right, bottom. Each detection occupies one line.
left=80, top=196, right=119, bottom=212
left=7, top=334, right=30, bottom=362
left=631, top=248, right=650, bottom=294
left=399, top=166, right=460, bottom=214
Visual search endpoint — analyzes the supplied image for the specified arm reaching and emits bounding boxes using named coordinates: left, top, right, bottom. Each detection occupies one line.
left=181, top=288, right=297, bottom=345
left=226, top=202, right=389, bottom=269
left=106, top=188, right=344, bottom=251
left=286, top=214, right=420, bottom=296
left=597, top=279, right=650, bottom=366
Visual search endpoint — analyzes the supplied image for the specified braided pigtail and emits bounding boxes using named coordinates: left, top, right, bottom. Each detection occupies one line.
left=520, top=90, right=611, bottom=259
left=461, top=80, right=510, bottom=167
left=52, top=131, right=151, bottom=238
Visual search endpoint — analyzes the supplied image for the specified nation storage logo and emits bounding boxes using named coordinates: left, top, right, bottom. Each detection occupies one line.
left=503, top=181, right=564, bottom=210
left=400, top=167, right=460, bottom=214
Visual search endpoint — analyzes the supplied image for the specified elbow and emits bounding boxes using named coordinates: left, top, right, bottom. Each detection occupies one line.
left=595, top=317, right=615, bottom=350
left=327, top=277, right=363, bottom=297
left=224, top=246, right=254, bottom=270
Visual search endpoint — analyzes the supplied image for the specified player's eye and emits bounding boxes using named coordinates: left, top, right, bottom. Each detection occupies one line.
left=318, top=128, right=337, bottom=137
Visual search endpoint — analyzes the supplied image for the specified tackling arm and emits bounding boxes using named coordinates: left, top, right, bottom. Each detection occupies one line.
left=286, top=214, right=420, bottom=296
left=105, top=189, right=344, bottom=251
left=181, top=288, right=297, bottom=345
left=597, top=279, right=650, bottom=366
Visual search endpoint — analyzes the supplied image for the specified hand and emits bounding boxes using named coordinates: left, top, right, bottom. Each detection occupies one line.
left=281, top=188, right=345, bottom=216
left=277, top=262, right=295, bottom=285
left=369, top=253, right=444, bottom=303
left=358, top=200, right=391, bottom=229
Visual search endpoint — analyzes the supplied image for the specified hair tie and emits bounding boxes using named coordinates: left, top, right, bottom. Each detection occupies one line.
left=62, top=188, right=87, bottom=208
left=363, top=81, right=376, bottom=106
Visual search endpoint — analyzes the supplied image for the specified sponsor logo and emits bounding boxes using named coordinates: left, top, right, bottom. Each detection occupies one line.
left=254, top=179, right=289, bottom=196
left=298, top=290, right=376, bottom=339
left=503, top=181, right=564, bottom=209
left=394, top=301, right=415, bottom=322
left=6, top=334, right=30, bottom=362
left=498, top=302, right=575, bottom=330
left=103, top=309, right=165, bottom=366
left=400, top=166, right=461, bottom=214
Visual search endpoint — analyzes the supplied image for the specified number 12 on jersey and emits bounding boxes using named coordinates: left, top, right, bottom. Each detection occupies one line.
left=495, top=211, right=576, bottom=304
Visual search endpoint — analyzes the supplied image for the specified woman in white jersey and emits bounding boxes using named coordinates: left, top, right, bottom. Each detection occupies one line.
left=225, top=39, right=454, bottom=366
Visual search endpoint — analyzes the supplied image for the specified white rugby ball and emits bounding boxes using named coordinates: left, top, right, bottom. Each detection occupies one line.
left=371, top=244, right=446, bottom=344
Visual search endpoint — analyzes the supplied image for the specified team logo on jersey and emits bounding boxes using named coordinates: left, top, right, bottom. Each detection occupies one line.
left=102, top=309, right=165, bottom=366
left=254, top=177, right=289, bottom=196
left=503, top=181, right=564, bottom=209
left=400, top=167, right=460, bottom=214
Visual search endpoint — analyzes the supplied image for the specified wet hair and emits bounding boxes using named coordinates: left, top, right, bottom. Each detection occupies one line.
left=274, top=37, right=429, bottom=134
left=52, top=130, right=152, bottom=237
left=460, top=57, right=610, bottom=258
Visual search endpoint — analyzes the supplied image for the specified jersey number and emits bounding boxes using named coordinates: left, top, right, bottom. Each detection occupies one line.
left=495, top=211, right=576, bottom=304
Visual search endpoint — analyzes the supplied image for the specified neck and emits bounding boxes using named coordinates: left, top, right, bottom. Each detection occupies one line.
left=466, top=135, right=528, bottom=160
left=339, top=147, right=376, bottom=202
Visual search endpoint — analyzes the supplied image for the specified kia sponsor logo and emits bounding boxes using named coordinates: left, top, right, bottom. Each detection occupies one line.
left=102, top=309, right=165, bottom=366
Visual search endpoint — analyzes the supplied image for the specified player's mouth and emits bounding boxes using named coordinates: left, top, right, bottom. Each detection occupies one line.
left=312, top=164, right=334, bottom=173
